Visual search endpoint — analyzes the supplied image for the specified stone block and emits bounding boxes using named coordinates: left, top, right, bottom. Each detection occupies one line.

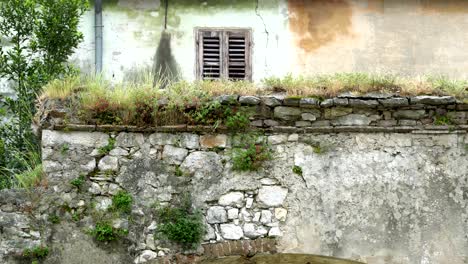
left=239, top=96, right=260, bottom=105
left=324, top=107, right=353, bottom=119
left=219, top=192, right=244, bottom=208
left=274, top=107, right=302, bottom=121
left=299, top=98, right=320, bottom=108
left=349, top=99, right=379, bottom=107
left=261, top=96, right=282, bottom=107
left=200, top=134, right=227, bottom=148
left=220, top=224, right=244, bottom=240
left=257, top=186, right=288, bottom=207
left=179, top=133, right=200, bottom=149
left=206, top=206, right=227, bottom=224
left=410, top=96, right=456, bottom=105
left=393, top=110, right=426, bottom=119
left=162, top=145, right=188, bottom=165
left=379, top=98, right=409, bottom=107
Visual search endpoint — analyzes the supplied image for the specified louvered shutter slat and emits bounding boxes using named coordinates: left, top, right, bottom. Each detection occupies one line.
left=200, top=33, right=221, bottom=80
left=228, top=34, right=245, bottom=80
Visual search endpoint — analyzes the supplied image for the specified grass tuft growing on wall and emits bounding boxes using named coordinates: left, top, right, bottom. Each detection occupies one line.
left=39, top=72, right=468, bottom=126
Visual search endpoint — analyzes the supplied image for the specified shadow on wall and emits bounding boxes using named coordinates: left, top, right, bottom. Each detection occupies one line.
left=153, top=31, right=180, bottom=88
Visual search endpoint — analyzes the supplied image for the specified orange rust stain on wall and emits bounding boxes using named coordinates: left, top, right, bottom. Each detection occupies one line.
left=420, top=0, right=468, bottom=13
left=365, top=0, right=384, bottom=13
left=288, top=0, right=354, bottom=53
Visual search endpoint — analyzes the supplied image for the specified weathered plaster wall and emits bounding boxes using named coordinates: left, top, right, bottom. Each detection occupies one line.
left=73, top=0, right=290, bottom=83
left=72, top=0, right=468, bottom=82
left=288, top=0, right=468, bottom=78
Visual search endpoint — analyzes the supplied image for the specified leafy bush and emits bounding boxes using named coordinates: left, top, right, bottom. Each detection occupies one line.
left=0, top=0, right=88, bottom=189
left=23, top=246, right=49, bottom=260
left=434, top=115, right=454, bottom=126
left=48, top=214, right=60, bottom=224
left=225, top=110, right=250, bottom=132
left=111, top=190, right=133, bottom=214
left=156, top=198, right=204, bottom=249
left=232, top=135, right=272, bottom=171
left=90, top=222, right=127, bottom=242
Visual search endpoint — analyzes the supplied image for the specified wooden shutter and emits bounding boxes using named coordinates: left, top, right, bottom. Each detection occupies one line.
left=226, top=30, right=251, bottom=81
left=198, top=31, right=222, bottom=80
left=196, top=29, right=251, bottom=81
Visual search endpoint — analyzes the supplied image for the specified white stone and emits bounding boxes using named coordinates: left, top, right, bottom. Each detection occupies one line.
left=204, top=223, right=216, bottom=240
left=206, top=206, right=227, bottom=224
left=158, top=251, right=165, bottom=257
left=98, top=156, right=119, bottom=171
left=301, top=113, right=317, bottom=121
left=240, top=208, right=252, bottom=222
left=147, top=221, right=157, bottom=231
left=162, top=145, right=188, bottom=165
left=268, top=227, right=283, bottom=237
left=180, top=133, right=200, bottom=149
left=220, top=224, right=244, bottom=240
left=146, top=234, right=156, bottom=250
left=135, top=250, right=158, bottom=263
left=245, top=198, right=254, bottom=209
left=257, top=186, right=288, bottom=207
left=260, top=210, right=272, bottom=224
left=116, top=133, right=145, bottom=148
left=288, top=134, right=299, bottom=142
left=218, top=192, right=244, bottom=208
left=243, top=223, right=260, bottom=238
left=253, top=212, right=261, bottom=222
left=81, top=159, right=96, bottom=173
left=95, top=197, right=112, bottom=211
left=227, top=208, right=239, bottom=220
left=88, top=182, right=102, bottom=195
left=109, top=147, right=129, bottom=156
left=260, top=178, right=278, bottom=185
left=149, top=133, right=178, bottom=146
left=180, top=152, right=223, bottom=179
left=257, top=226, right=269, bottom=236
left=268, top=135, right=288, bottom=145
left=275, top=208, right=288, bottom=222
left=108, top=183, right=121, bottom=195
left=42, top=130, right=109, bottom=148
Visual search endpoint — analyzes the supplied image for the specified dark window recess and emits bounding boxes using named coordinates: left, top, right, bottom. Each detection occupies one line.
left=196, top=29, right=251, bottom=81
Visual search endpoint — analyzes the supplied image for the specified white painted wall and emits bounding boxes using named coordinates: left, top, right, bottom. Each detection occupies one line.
left=72, top=0, right=291, bottom=83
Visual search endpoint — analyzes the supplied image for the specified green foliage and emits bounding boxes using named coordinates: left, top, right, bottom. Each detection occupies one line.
left=231, top=135, right=272, bottom=171
left=0, top=0, right=88, bottom=189
left=70, top=175, right=85, bottom=189
left=434, top=115, right=454, bottom=126
left=188, top=100, right=224, bottom=129
left=98, top=137, right=116, bottom=155
left=313, top=145, right=324, bottom=154
left=111, top=190, right=133, bottom=214
left=225, top=110, right=250, bottom=132
left=48, top=214, right=60, bottom=224
left=292, top=165, right=303, bottom=176
left=60, top=143, right=69, bottom=155
left=156, top=197, right=204, bottom=249
left=174, top=166, right=184, bottom=177
left=23, top=246, right=49, bottom=260
left=90, top=222, right=127, bottom=242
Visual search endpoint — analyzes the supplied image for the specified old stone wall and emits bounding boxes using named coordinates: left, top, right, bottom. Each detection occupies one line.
left=2, top=96, right=468, bottom=264
left=1, top=128, right=467, bottom=263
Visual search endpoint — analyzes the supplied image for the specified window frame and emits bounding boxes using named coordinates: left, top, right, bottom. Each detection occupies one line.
left=195, top=27, right=252, bottom=81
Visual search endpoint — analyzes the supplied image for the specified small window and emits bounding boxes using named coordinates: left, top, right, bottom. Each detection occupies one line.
left=196, top=28, right=252, bottom=81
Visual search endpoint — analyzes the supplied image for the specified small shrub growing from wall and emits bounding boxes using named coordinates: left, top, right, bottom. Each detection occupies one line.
left=111, top=190, right=133, bottom=214
left=90, top=221, right=128, bottom=242
left=231, top=134, right=272, bottom=171
left=22, top=246, right=49, bottom=262
left=155, top=197, right=204, bottom=249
